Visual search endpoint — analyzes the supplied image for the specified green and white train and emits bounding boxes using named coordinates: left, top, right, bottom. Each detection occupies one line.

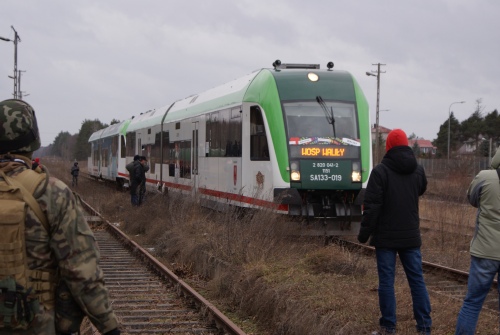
left=88, top=60, right=372, bottom=235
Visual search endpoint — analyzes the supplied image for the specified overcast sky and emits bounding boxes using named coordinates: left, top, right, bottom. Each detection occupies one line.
left=1, top=0, right=498, bottom=147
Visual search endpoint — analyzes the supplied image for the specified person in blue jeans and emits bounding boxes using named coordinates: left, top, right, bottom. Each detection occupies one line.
left=455, top=147, right=500, bottom=335
left=358, top=129, right=432, bottom=335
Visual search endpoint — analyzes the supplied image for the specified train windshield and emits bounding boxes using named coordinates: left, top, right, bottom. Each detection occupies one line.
left=283, top=100, right=359, bottom=146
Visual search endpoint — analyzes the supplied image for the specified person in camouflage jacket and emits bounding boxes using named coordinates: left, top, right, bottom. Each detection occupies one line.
left=0, top=99, right=120, bottom=335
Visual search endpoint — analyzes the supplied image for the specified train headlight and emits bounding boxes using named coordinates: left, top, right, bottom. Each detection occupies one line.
left=290, top=161, right=301, bottom=181
left=351, top=161, right=361, bottom=182
left=307, top=72, right=319, bottom=82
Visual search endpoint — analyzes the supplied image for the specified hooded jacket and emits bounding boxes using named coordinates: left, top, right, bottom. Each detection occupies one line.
left=358, top=145, right=427, bottom=248
left=467, top=147, right=500, bottom=260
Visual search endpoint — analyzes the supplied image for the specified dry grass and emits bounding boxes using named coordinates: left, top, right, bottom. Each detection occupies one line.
left=41, top=158, right=500, bottom=335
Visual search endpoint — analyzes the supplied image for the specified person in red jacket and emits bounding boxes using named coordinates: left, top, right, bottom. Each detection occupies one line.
left=358, top=129, right=431, bottom=335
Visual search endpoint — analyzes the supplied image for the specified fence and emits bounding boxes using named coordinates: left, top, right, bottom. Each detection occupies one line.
left=417, top=156, right=492, bottom=178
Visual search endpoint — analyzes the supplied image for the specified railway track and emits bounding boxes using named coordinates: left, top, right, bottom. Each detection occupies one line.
left=79, top=199, right=246, bottom=335
left=333, top=238, right=499, bottom=312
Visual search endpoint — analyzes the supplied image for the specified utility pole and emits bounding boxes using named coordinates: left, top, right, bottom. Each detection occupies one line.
left=366, top=63, right=386, bottom=164
left=0, top=27, right=21, bottom=98
left=11, top=26, right=21, bottom=99
left=18, top=70, right=26, bottom=99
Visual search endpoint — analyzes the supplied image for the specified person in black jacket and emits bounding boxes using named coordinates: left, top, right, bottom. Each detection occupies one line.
left=138, top=156, right=149, bottom=205
left=358, top=129, right=431, bottom=335
left=32, top=157, right=40, bottom=170
left=71, top=161, right=80, bottom=187
left=127, top=155, right=142, bottom=206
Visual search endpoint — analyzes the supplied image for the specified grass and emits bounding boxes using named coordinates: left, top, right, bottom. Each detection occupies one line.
left=42, top=158, right=499, bottom=335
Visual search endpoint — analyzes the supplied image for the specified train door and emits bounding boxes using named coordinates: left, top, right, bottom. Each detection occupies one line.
left=118, top=134, right=127, bottom=184
left=220, top=108, right=242, bottom=199
left=98, top=140, right=103, bottom=178
left=241, top=105, right=273, bottom=204
left=192, top=121, right=199, bottom=197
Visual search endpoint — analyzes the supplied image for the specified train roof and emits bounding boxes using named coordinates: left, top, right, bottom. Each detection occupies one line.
left=96, top=64, right=359, bottom=134
left=88, top=119, right=131, bottom=142
left=88, top=128, right=105, bottom=142
left=161, top=66, right=355, bottom=123
left=126, top=107, right=170, bottom=132
left=101, top=119, right=131, bottom=137
left=164, top=70, right=259, bottom=122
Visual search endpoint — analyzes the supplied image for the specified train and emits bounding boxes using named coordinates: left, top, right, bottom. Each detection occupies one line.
left=88, top=60, right=372, bottom=235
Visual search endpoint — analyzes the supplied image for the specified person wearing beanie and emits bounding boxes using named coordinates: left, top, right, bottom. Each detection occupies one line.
left=358, top=129, right=431, bottom=335
left=455, top=147, right=500, bottom=334
left=385, top=128, right=409, bottom=152
left=32, top=157, right=41, bottom=171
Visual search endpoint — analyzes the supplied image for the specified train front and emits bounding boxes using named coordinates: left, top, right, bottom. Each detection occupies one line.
left=272, top=64, right=371, bottom=234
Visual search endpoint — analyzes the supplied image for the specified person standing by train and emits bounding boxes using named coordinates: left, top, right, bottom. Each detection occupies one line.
left=455, top=147, right=500, bottom=334
left=138, top=156, right=149, bottom=205
left=71, top=161, right=79, bottom=187
left=126, top=154, right=142, bottom=206
left=357, top=129, right=431, bottom=335
left=0, top=99, right=120, bottom=334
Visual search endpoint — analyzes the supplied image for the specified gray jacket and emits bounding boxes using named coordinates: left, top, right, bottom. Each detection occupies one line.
left=467, top=147, right=500, bottom=260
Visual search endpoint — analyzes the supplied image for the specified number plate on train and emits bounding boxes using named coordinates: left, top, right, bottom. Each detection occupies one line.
left=300, top=160, right=359, bottom=190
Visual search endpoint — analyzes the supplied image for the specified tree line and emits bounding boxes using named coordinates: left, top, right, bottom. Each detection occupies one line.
left=33, top=119, right=118, bottom=161
left=433, top=99, right=499, bottom=158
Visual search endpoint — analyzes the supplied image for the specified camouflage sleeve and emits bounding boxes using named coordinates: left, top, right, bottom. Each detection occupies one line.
left=40, top=177, right=119, bottom=333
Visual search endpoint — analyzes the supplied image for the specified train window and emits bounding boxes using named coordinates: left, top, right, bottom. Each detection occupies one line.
left=283, top=101, right=358, bottom=142
left=169, top=141, right=192, bottom=179
left=148, top=132, right=163, bottom=174
left=205, top=112, right=221, bottom=157
left=228, top=107, right=242, bottom=157
left=101, top=148, right=108, bottom=168
left=93, top=142, right=99, bottom=167
left=112, top=136, right=118, bottom=156
left=204, top=108, right=241, bottom=158
left=148, top=128, right=151, bottom=135
left=180, top=141, right=191, bottom=179
left=162, top=131, right=169, bottom=164
left=120, top=135, right=126, bottom=158
left=231, top=108, right=241, bottom=119
left=126, top=132, right=135, bottom=158
left=169, top=141, right=176, bottom=177
left=175, top=122, right=180, bottom=130
left=250, top=106, right=270, bottom=161
left=220, top=110, right=230, bottom=157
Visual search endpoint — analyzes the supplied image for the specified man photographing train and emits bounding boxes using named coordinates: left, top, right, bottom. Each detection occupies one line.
left=0, top=99, right=120, bottom=334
